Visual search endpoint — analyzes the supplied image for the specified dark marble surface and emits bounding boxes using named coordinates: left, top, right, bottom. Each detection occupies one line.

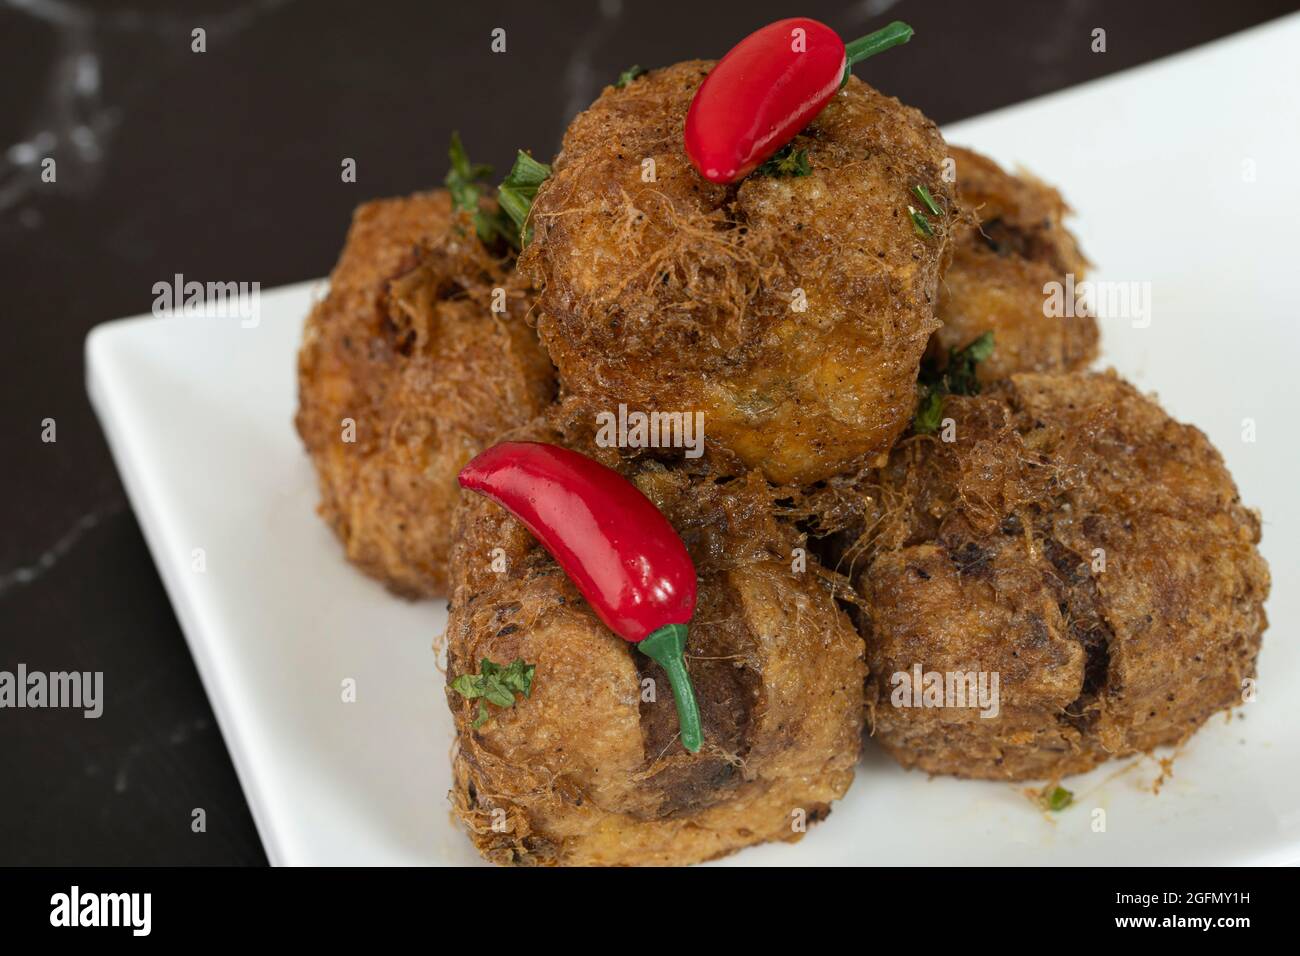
left=0, top=0, right=1293, bottom=865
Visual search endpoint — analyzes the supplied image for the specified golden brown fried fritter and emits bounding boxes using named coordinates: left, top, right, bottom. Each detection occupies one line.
left=445, top=417, right=864, bottom=865
left=522, top=62, right=958, bottom=485
left=850, top=371, right=1268, bottom=780
left=932, top=146, right=1098, bottom=381
left=296, top=191, right=555, bottom=597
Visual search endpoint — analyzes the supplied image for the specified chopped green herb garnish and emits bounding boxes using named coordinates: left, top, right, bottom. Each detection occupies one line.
left=908, top=205, right=934, bottom=238
left=444, top=131, right=504, bottom=246
left=615, top=65, right=647, bottom=88
left=913, top=389, right=945, bottom=435
left=443, top=134, right=550, bottom=251
left=755, top=144, right=812, bottom=178
left=943, top=330, right=994, bottom=395
left=1042, top=785, right=1074, bottom=812
left=451, top=658, right=536, bottom=728
left=912, top=184, right=942, bottom=217
left=496, top=150, right=552, bottom=248
left=912, top=332, right=995, bottom=434
left=908, top=184, right=943, bottom=238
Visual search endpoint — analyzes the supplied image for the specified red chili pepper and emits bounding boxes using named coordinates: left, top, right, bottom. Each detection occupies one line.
left=684, top=18, right=913, bottom=184
left=458, top=442, right=703, bottom=752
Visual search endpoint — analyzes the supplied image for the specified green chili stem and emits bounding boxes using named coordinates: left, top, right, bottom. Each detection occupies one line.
left=638, top=623, right=703, bottom=753
left=841, top=21, right=914, bottom=86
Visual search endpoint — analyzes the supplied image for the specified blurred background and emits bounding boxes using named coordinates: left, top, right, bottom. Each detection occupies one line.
left=1, top=0, right=1294, bottom=865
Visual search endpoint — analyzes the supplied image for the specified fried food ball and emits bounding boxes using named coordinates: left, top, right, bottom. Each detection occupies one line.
left=521, top=62, right=958, bottom=485
left=851, top=371, right=1268, bottom=780
left=444, top=419, right=864, bottom=865
left=296, top=191, right=555, bottom=597
left=932, top=146, right=1098, bottom=381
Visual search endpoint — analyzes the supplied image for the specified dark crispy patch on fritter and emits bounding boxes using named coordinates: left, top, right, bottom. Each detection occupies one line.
left=295, top=191, right=555, bottom=597
left=523, top=61, right=959, bottom=484
left=933, top=146, right=1098, bottom=382
left=848, top=371, right=1268, bottom=780
left=446, top=414, right=864, bottom=866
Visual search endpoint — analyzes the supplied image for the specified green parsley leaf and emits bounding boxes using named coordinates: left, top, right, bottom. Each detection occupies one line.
left=913, top=332, right=995, bottom=433
left=481, top=677, right=517, bottom=708
left=615, top=65, right=647, bottom=89
left=451, top=657, right=537, bottom=728
left=449, top=674, right=484, bottom=699
left=1042, top=785, right=1074, bottom=812
left=944, top=331, right=994, bottom=397
left=962, top=330, right=996, bottom=365
left=913, top=389, right=945, bottom=435
left=445, top=131, right=493, bottom=212
left=442, top=134, right=551, bottom=250
left=499, top=658, right=536, bottom=697
left=444, top=132, right=513, bottom=247
left=754, top=144, right=812, bottom=178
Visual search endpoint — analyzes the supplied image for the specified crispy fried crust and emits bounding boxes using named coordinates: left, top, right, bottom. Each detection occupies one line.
left=295, top=191, right=555, bottom=597
left=522, top=62, right=958, bottom=485
left=445, top=416, right=864, bottom=865
left=851, top=371, right=1268, bottom=780
left=933, top=146, right=1098, bottom=380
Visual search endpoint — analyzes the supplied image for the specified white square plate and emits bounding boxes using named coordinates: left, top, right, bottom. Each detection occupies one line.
left=88, top=16, right=1300, bottom=865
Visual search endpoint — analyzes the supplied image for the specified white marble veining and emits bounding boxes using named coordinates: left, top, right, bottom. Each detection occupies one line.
left=0, top=501, right=124, bottom=599
left=0, top=0, right=294, bottom=216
